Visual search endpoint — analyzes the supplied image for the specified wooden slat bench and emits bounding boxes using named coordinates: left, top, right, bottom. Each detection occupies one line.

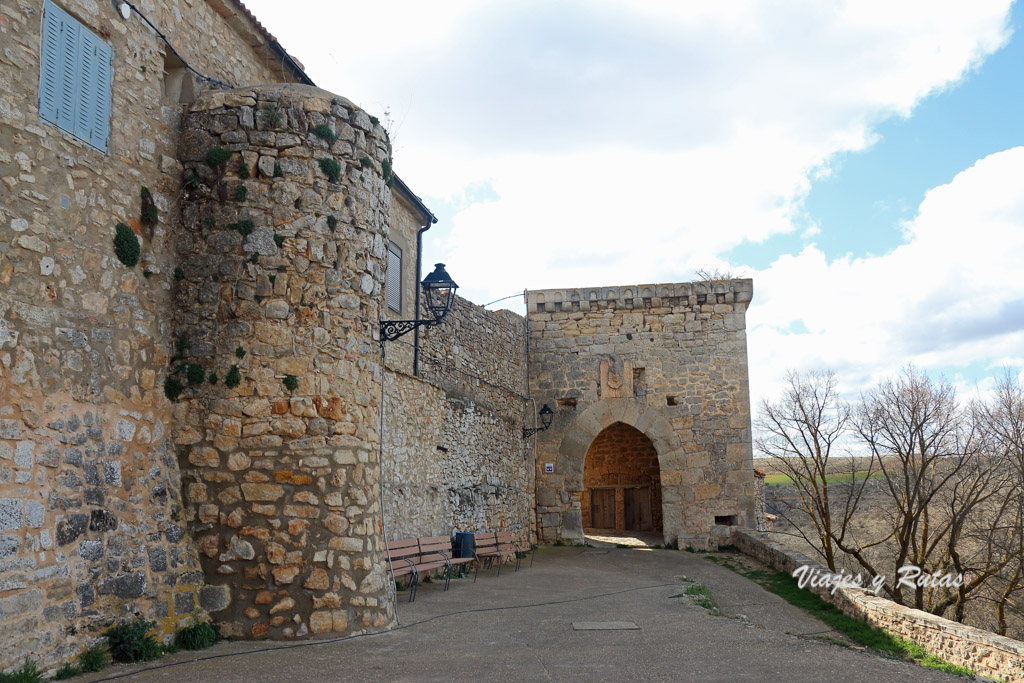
left=473, top=531, right=533, bottom=578
left=385, top=536, right=475, bottom=602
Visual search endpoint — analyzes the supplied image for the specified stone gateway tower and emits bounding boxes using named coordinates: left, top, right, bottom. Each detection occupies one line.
left=526, top=281, right=756, bottom=549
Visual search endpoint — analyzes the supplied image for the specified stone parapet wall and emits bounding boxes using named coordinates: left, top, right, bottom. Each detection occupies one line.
left=527, top=279, right=755, bottom=547
left=0, top=0, right=293, bottom=671
left=382, top=296, right=533, bottom=543
left=734, top=529, right=1024, bottom=682
left=419, top=297, right=528, bottom=422
left=173, top=84, right=393, bottom=640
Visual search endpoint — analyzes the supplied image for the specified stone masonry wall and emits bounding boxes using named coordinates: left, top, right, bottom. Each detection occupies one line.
left=172, top=85, right=394, bottom=640
left=735, top=529, right=1024, bottom=682
left=527, top=280, right=756, bottom=548
left=380, top=296, right=534, bottom=544
left=0, top=0, right=292, bottom=672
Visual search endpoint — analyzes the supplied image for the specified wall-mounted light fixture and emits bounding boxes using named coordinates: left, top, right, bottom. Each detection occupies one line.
left=522, top=404, right=553, bottom=439
left=380, top=263, right=458, bottom=344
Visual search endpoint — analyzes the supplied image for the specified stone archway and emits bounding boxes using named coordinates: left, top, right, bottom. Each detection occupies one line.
left=548, top=399, right=689, bottom=544
left=582, top=422, right=662, bottom=533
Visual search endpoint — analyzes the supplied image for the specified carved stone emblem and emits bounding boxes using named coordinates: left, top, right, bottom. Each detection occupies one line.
left=600, top=358, right=633, bottom=398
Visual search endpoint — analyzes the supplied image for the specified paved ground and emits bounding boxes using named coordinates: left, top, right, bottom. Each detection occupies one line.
left=84, top=546, right=964, bottom=682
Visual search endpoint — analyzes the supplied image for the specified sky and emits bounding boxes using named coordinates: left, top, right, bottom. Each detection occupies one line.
left=242, top=0, right=1024, bottom=413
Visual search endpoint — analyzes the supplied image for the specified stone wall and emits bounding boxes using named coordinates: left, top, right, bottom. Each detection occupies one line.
left=0, top=0, right=295, bottom=671
left=527, top=280, right=756, bottom=547
left=173, top=84, right=394, bottom=640
left=735, top=529, right=1024, bottom=682
left=380, top=296, right=534, bottom=543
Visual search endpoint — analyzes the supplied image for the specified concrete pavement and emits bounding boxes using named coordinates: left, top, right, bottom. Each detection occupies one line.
left=82, top=546, right=963, bottom=682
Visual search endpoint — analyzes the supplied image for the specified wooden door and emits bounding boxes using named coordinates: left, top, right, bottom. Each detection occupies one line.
left=624, top=487, right=652, bottom=531
left=590, top=489, right=615, bottom=529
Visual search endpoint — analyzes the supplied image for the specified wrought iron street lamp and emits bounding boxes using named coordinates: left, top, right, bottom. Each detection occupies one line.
left=522, top=404, right=554, bottom=439
left=379, top=263, right=458, bottom=343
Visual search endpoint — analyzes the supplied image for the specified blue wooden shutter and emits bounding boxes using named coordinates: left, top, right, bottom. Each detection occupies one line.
left=76, top=29, right=112, bottom=150
left=90, top=39, right=112, bottom=151
left=38, top=2, right=62, bottom=124
left=38, top=1, right=112, bottom=152
left=55, top=4, right=80, bottom=134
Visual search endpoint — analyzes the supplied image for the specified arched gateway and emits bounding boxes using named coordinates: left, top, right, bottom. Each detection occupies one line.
left=526, top=281, right=758, bottom=549
left=584, top=422, right=663, bottom=533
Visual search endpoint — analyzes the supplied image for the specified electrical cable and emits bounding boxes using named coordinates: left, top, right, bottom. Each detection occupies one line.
left=88, top=582, right=678, bottom=682
left=121, top=2, right=234, bottom=89
left=483, top=291, right=526, bottom=308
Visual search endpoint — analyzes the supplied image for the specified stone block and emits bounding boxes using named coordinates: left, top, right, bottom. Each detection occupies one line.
left=199, top=585, right=231, bottom=612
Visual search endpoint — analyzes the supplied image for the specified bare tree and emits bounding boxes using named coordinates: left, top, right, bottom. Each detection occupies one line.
left=976, top=370, right=1024, bottom=635
left=695, top=267, right=744, bottom=282
left=756, top=370, right=877, bottom=571
left=852, top=366, right=1008, bottom=613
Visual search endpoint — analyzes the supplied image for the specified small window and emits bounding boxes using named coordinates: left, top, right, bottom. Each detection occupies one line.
left=163, top=51, right=196, bottom=105
left=38, top=1, right=113, bottom=152
left=386, top=241, right=402, bottom=313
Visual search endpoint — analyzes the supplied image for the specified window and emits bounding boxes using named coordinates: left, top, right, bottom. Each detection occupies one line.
left=163, top=51, right=197, bottom=105
left=387, top=241, right=402, bottom=313
left=38, top=0, right=113, bottom=152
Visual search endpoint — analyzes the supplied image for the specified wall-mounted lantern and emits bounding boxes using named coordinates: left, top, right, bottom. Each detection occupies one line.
left=522, top=404, right=554, bottom=439
left=380, top=263, right=458, bottom=344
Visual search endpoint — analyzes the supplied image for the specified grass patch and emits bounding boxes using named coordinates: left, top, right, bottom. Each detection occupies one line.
left=0, top=658, right=45, bottom=682
left=682, top=582, right=721, bottom=616
left=719, top=563, right=972, bottom=675
left=174, top=622, right=220, bottom=651
left=105, top=618, right=163, bottom=663
left=764, top=470, right=883, bottom=487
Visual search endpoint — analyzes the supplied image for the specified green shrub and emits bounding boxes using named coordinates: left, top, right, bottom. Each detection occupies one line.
left=248, top=253, right=259, bottom=264
left=112, top=223, right=140, bottom=268
left=381, top=157, right=394, bottom=187
left=369, top=115, right=379, bottom=126
left=79, top=646, right=108, bottom=673
left=174, top=266, right=185, bottom=281
left=164, top=377, right=183, bottom=402
left=225, top=364, right=241, bottom=388
left=273, top=233, right=284, bottom=248
left=273, top=163, right=283, bottom=178
left=0, top=658, right=45, bottom=683
left=104, top=619, right=162, bottom=663
left=261, top=104, right=283, bottom=128
left=311, top=124, right=336, bottom=144
left=233, top=185, right=248, bottom=202
left=186, top=363, right=205, bottom=385
left=319, top=158, right=341, bottom=183
left=283, top=374, right=299, bottom=391
left=208, top=373, right=219, bottom=385
left=326, top=215, right=337, bottom=230
left=53, top=662, right=81, bottom=680
left=235, top=346, right=246, bottom=359
left=205, top=147, right=231, bottom=167
left=229, top=220, right=255, bottom=236
left=277, top=265, right=286, bottom=273
left=141, top=203, right=158, bottom=225
left=359, top=155, right=372, bottom=168
left=238, top=162, right=250, bottom=180
left=143, top=269, right=153, bottom=279
left=174, top=622, right=220, bottom=651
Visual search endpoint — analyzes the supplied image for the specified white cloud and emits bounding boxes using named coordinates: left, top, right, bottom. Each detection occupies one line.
left=241, top=0, right=1019, bottom=410
left=747, top=147, right=1024, bottom=408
